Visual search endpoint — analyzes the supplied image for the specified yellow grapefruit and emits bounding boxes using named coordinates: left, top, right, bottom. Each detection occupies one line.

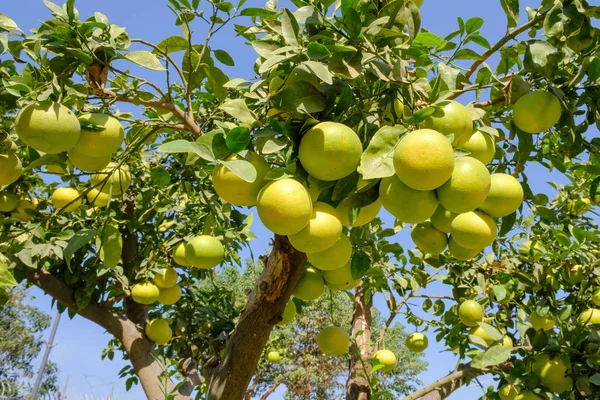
left=437, top=156, right=491, bottom=213
left=515, top=392, right=542, bottom=400
left=0, top=152, right=22, bottom=186
left=158, top=284, right=182, bottom=305
left=458, top=130, right=496, bottom=165
left=405, top=332, right=428, bottom=352
left=430, top=205, right=457, bottom=233
left=185, top=235, right=224, bottom=269
left=532, top=353, right=573, bottom=393
left=51, top=187, right=82, bottom=213
left=288, top=202, right=343, bottom=253
left=411, top=222, right=448, bottom=255
left=373, top=349, right=397, bottom=372
left=292, top=267, right=325, bottom=301
left=172, top=242, right=191, bottom=267
left=307, top=234, right=352, bottom=271
left=580, top=308, right=600, bottom=325
left=513, top=91, right=562, bottom=134
left=517, top=240, right=545, bottom=262
left=131, top=282, right=159, bottom=305
left=12, top=199, right=36, bottom=222
left=469, top=326, right=494, bottom=346
left=448, top=236, right=482, bottom=260
left=336, top=179, right=381, bottom=227
left=277, top=300, right=297, bottom=326
left=317, top=326, right=349, bottom=356
left=68, top=147, right=111, bottom=172
left=458, top=300, right=484, bottom=326
left=450, top=211, right=497, bottom=250
left=498, top=384, right=519, bottom=400
left=257, top=179, right=313, bottom=235
left=153, top=267, right=178, bottom=288
left=419, top=101, right=473, bottom=147
left=321, top=261, right=355, bottom=286
left=267, top=351, right=281, bottom=363
left=478, top=174, right=523, bottom=217
left=90, top=163, right=131, bottom=195
left=74, top=113, right=124, bottom=156
left=87, top=188, right=111, bottom=207
left=530, top=313, right=555, bottom=331
left=379, top=175, right=438, bottom=223
left=212, top=151, right=270, bottom=206
left=0, top=192, right=19, bottom=212
left=145, top=319, right=172, bottom=345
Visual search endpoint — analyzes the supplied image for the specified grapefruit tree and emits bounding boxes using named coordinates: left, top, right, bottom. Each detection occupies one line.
left=0, top=0, right=599, bottom=400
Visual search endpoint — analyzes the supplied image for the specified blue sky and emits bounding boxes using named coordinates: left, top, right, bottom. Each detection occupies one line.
left=2, top=0, right=589, bottom=399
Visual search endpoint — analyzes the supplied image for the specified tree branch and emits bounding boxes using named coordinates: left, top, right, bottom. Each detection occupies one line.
left=259, top=372, right=289, bottom=400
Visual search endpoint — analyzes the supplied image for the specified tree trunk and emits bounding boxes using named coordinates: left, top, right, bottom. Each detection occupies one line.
left=206, top=235, right=307, bottom=400
left=346, top=282, right=373, bottom=400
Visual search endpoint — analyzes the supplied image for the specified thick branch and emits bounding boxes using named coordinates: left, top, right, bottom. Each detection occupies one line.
left=206, top=235, right=307, bottom=400
left=346, top=282, right=373, bottom=400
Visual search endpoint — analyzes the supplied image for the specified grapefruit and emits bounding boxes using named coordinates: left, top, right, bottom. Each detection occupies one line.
left=405, top=332, right=428, bottom=352
left=14, top=102, right=81, bottom=154
left=458, top=130, right=496, bottom=165
left=145, top=319, right=172, bottom=345
left=68, top=147, right=111, bottom=172
left=503, top=336, right=513, bottom=348
left=307, top=234, right=352, bottom=271
left=288, top=202, right=343, bottom=253
left=379, top=175, right=438, bottom=223
left=563, top=264, right=585, bottom=284
left=51, top=187, right=82, bottom=213
left=87, top=188, right=111, bottom=207
left=411, top=222, right=448, bottom=255
left=298, top=122, right=362, bottom=181
left=373, top=349, right=397, bottom=372
left=131, top=282, right=159, bottom=305
left=12, top=200, right=36, bottom=222
left=448, top=236, right=482, bottom=260
left=277, top=300, right=296, bottom=326
left=580, top=308, right=600, bottom=325
left=0, top=192, right=19, bottom=212
left=450, top=211, right=497, bottom=250
left=419, top=101, right=473, bottom=147
left=515, top=392, right=542, bottom=400
left=257, top=179, right=313, bottom=235
left=158, top=284, right=182, bottom=305
left=153, top=267, right=178, bottom=288
left=517, top=240, right=545, bottom=262
left=498, top=384, right=520, bottom=400
left=185, top=235, right=224, bottom=269
left=90, top=163, right=131, bottom=195
left=532, top=353, right=573, bottom=393
left=321, top=262, right=355, bottom=286
left=212, top=152, right=270, bottom=206
left=267, top=351, right=281, bottom=363
left=0, top=152, right=22, bottom=186
left=394, top=129, right=455, bottom=191
left=292, top=267, right=324, bottom=301
left=74, top=113, right=124, bottom=156
left=437, top=156, right=491, bottom=213
left=317, top=326, right=349, bottom=356
left=172, top=242, right=191, bottom=267
left=478, top=174, right=523, bottom=217
left=336, top=179, right=382, bottom=227
left=592, top=288, right=600, bottom=307
left=458, top=300, right=484, bottom=326
left=530, top=313, right=555, bottom=331
left=469, top=325, right=494, bottom=346
left=430, top=205, right=457, bottom=233
left=513, top=91, right=562, bottom=134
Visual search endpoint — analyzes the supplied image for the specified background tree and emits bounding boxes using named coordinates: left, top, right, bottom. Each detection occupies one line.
left=0, top=0, right=599, bottom=400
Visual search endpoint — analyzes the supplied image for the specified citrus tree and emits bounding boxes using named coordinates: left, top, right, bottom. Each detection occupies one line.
left=0, top=0, right=599, bottom=399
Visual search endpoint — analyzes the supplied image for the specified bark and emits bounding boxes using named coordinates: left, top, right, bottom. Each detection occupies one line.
left=206, top=235, right=307, bottom=400
left=346, top=282, right=373, bottom=400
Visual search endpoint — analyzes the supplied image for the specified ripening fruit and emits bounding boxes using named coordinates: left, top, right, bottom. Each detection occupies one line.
left=288, top=202, right=343, bottom=253
left=517, top=241, right=545, bottom=262
left=185, top=235, right=225, bottom=269
left=317, top=326, right=349, bottom=356
left=15, top=102, right=81, bottom=154
left=292, top=267, right=325, bottom=301
left=393, top=98, right=405, bottom=118
left=564, top=264, right=585, bottom=284
left=393, top=129, right=455, bottom=191
left=336, top=179, right=382, bottom=227
left=12, top=200, right=36, bottom=222
left=298, top=122, right=363, bottom=181
left=411, top=222, right=448, bottom=255
left=530, top=313, right=555, bottom=331
left=277, top=300, right=296, bottom=326
left=321, top=262, right=355, bottom=287
left=458, top=300, right=484, bottom=327
left=515, top=392, right=542, bottom=400
left=430, top=205, right=457, bottom=233
left=458, top=130, right=496, bottom=165
left=405, top=332, right=428, bottom=353
left=532, top=353, right=573, bottom=393
left=419, top=101, right=473, bottom=147
left=592, top=288, right=600, bottom=307
left=267, top=351, right=281, bottom=363
left=145, top=319, right=172, bottom=345
left=448, top=236, right=482, bottom=260
left=68, top=147, right=111, bottom=172
left=379, top=175, right=438, bottom=224
left=469, top=326, right=494, bottom=346
left=131, top=282, right=160, bottom=305
left=478, top=174, right=523, bottom=217
left=153, top=267, right=178, bottom=288
left=450, top=211, right=497, bottom=250
left=580, top=308, right=600, bottom=325
left=373, top=349, right=397, bottom=372
left=212, top=152, right=270, bottom=206
left=158, top=284, right=182, bottom=305
left=307, top=235, right=352, bottom=271
left=437, top=157, right=491, bottom=213
left=87, top=188, right=111, bottom=207
left=172, top=242, right=191, bottom=267
left=513, top=91, right=562, bottom=134
left=498, top=384, right=520, bottom=400
left=74, top=114, right=124, bottom=156
left=503, top=336, right=513, bottom=348
left=91, top=163, right=131, bottom=195
left=52, top=187, right=82, bottom=213
left=0, top=152, right=22, bottom=186
left=0, top=192, right=19, bottom=212
left=257, top=179, right=313, bottom=235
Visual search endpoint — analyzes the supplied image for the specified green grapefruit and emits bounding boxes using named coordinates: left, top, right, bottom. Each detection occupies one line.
left=450, top=211, right=497, bottom=250
left=292, top=267, right=325, bottom=301
left=373, top=349, right=397, bottom=372
left=517, top=241, right=545, bottom=262
left=185, top=235, right=224, bottom=269
left=336, top=178, right=382, bottom=227
left=498, top=384, right=520, bottom=400
left=145, top=319, right=172, bottom=345
left=448, top=236, right=482, bottom=260
left=513, top=91, right=562, bottom=134
left=257, top=179, right=313, bottom=235
left=317, top=326, right=349, bottom=356
left=0, top=192, right=19, bottom=212
left=172, top=242, right=191, bottom=267
left=515, top=392, right=542, bottom=400
left=469, top=325, right=494, bottom=346
left=430, top=205, right=457, bottom=233
left=437, top=156, right=491, bottom=213
left=153, top=267, right=178, bottom=288
left=267, top=351, right=281, bottom=363
left=12, top=199, right=36, bottom=222
left=411, top=221, right=448, bottom=255
left=212, top=152, right=270, bottom=206
left=458, top=130, right=496, bottom=165
left=405, top=332, right=428, bottom=353
left=458, top=300, right=484, bottom=327
left=87, top=188, right=111, bottom=207
left=530, top=313, right=555, bottom=331
left=52, top=187, right=82, bottom=213
left=307, top=234, right=352, bottom=271
left=68, top=147, right=111, bottom=172
left=74, top=113, right=124, bottom=156
left=580, top=308, right=600, bottom=325
left=288, top=202, right=343, bottom=253
left=321, top=262, right=355, bottom=286
left=90, top=163, right=131, bottom=195
left=277, top=300, right=296, bottom=326
left=379, top=175, right=438, bottom=224
left=131, top=282, right=159, bottom=305
left=532, top=353, right=573, bottom=393
left=478, top=174, right=523, bottom=217
left=158, top=284, right=182, bottom=305
left=419, top=101, right=473, bottom=147
left=0, top=152, right=22, bottom=186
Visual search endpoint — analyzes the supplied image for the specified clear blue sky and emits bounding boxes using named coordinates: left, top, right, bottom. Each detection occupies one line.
left=3, top=0, right=585, bottom=399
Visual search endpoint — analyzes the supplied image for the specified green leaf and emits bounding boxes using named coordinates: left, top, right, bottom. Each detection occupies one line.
left=413, top=32, right=444, bottom=48
left=465, top=17, right=484, bottom=34
left=240, top=8, right=277, bottom=18
left=0, top=260, right=17, bottom=288
left=154, top=36, right=189, bottom=54
left=198, top=131, right=230, bottom=160
left=156, top=140, right=215, bottom=162
left=98, top=225, right=122, bottom=269
left=590, top=176, right=600, bottom=204
left=470, top=345, right=512, bottom=369
left=182, top=45, right=213, bottom=89
left=151, top=166, right=171, bottom=187
left=281, top=9, right=300, bottom=47
left=499, top=212, right=517, bottom=237
left=43, top=0, right=66, bottom=17
left=225, top=127, right=251, bottom=153
left=329, top=52, right=362, bottom=79
left=301, top=61, right=333, bottom=84
left=307, top=42, right=330, bottom=60
left=64, top=229, right=96, bottom=269
left=351, top=250, right=371, bottom=280
left=454, top=48, right=482, bottom=60
left=478, top=322, right=504, bottom=342
left=344, top=8, right=361, bottom=39
left=492, top=285, right=507, bottom=302
left=220, top=99, right=257, bottom=125
left=332, top=172, right=359, bottom=201
left=590, top=374, right=600, bottom=386
left=0, top=288, right=8, bottom=307
left=468, top=34, right=491, bottom=49
left=219, top=159, right=257, bottom=183
left=0, top=14, right=19, bottom=31
left=214, top=49, right=235, bottom=66
left=204, top=65, right=228, bottom=102
left=341, top=0, right=358, bottom=17
left=214, top=1, right=233, bottom=12
left=500, top=0, right=519, bottom=29
left=359, top=125, right=406, bottom=179
left=524, top=41, right=555, bottom=71
left=271, top=81, right=326, bottom=114
left=124, top=51, right=166, bottom=71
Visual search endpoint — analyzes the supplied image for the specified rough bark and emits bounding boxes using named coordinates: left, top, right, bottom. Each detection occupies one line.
left=346, top=282, right=373, bottom=400
left=206, top=235, right=307, bottom=400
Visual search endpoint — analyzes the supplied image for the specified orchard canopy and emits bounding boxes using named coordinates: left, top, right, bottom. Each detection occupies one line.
left=0, top=0, right=599, bottom=399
